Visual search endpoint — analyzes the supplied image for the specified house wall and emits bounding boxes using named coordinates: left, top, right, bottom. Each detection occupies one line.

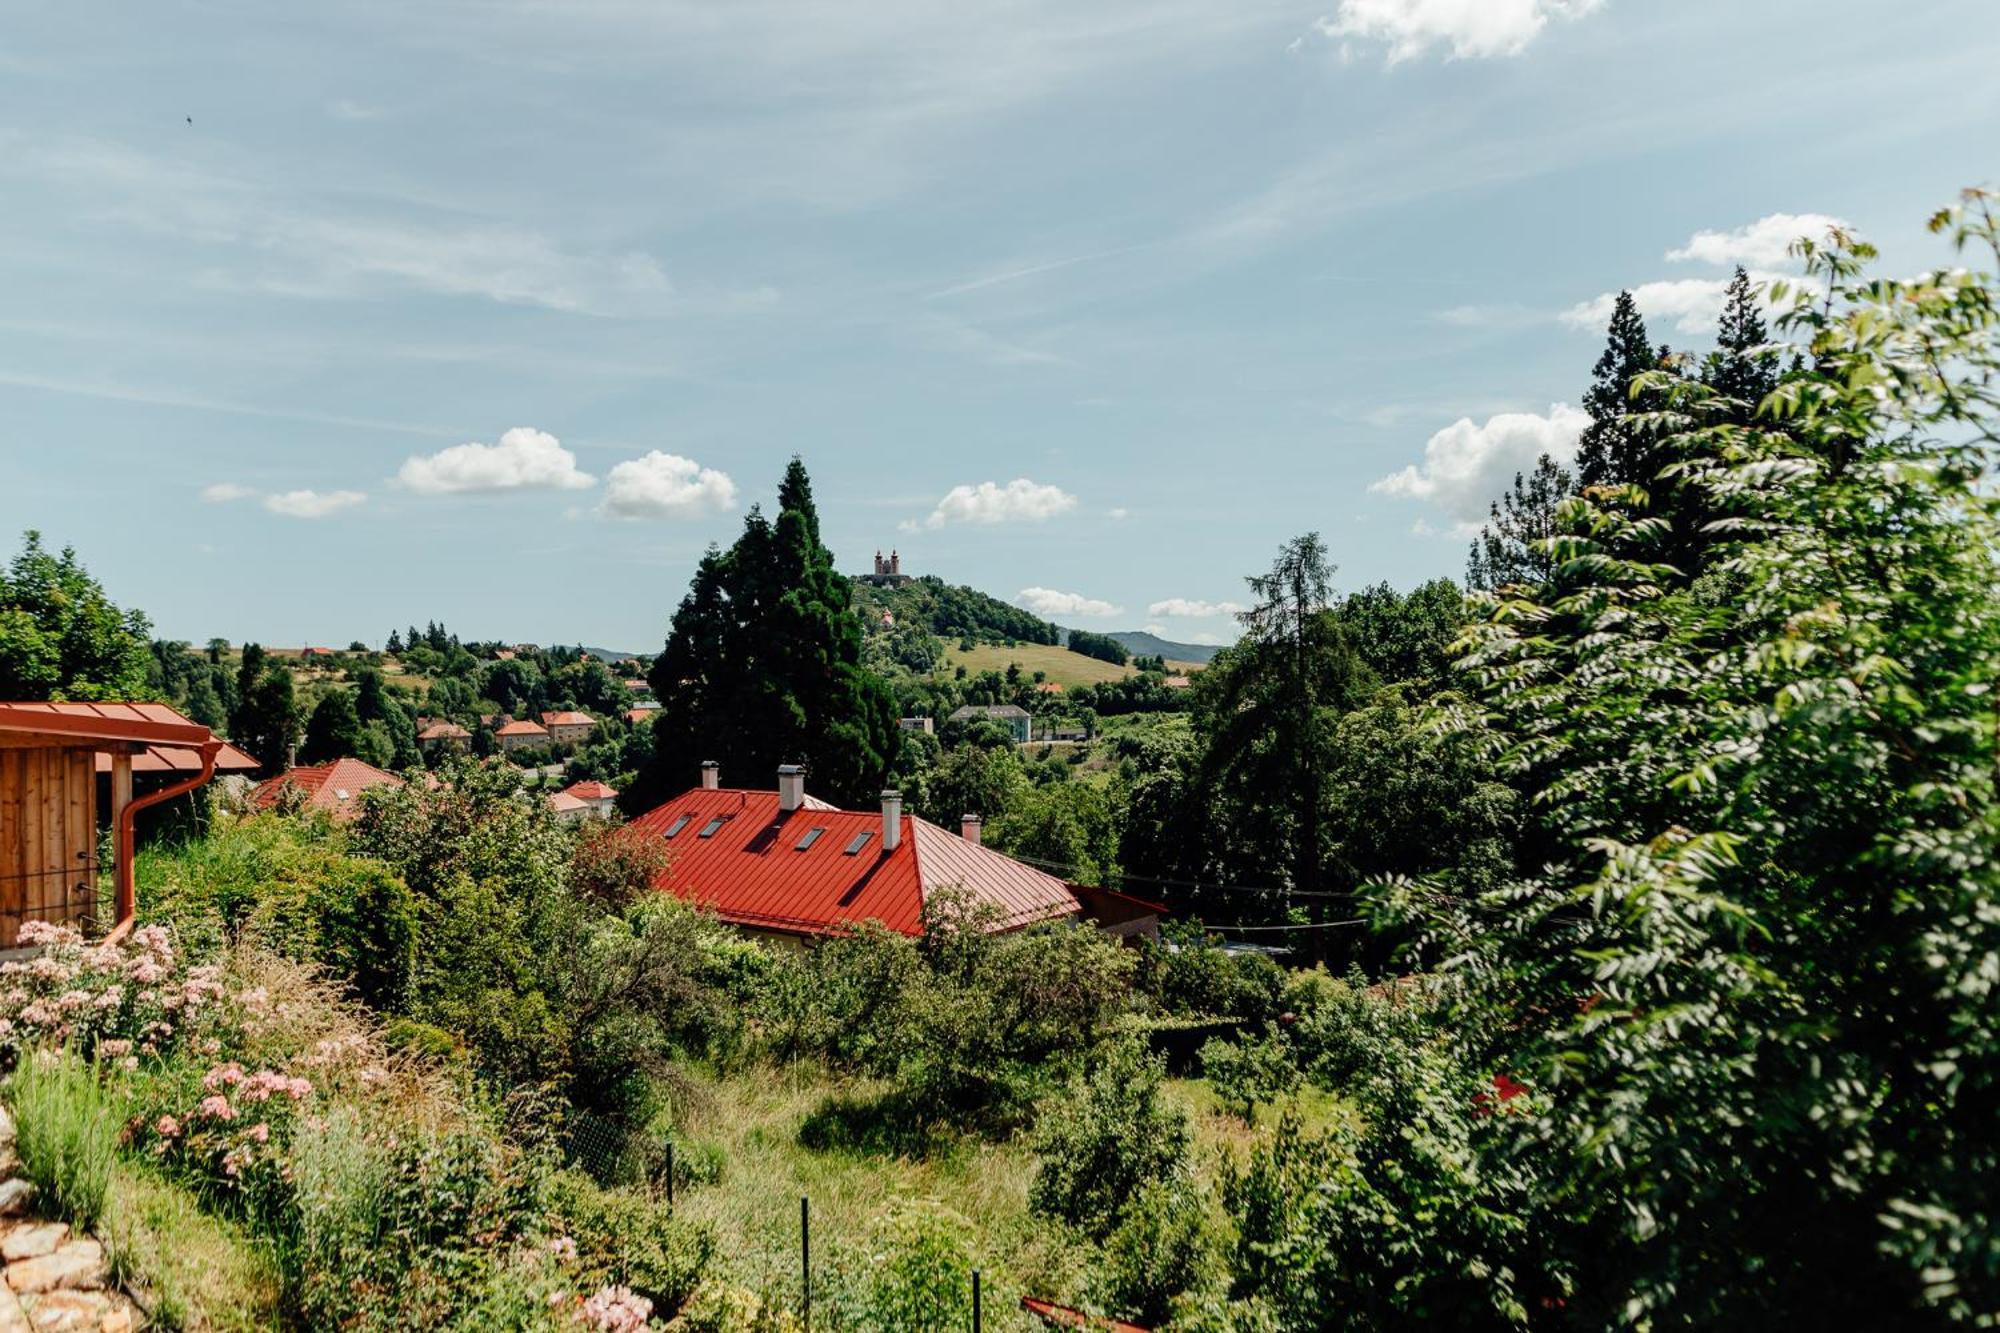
left=0, top=742, right=98, bottom=946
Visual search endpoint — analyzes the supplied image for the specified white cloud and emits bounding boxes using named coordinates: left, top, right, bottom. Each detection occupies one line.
left=1316, top=0, right=1604, bottom=64
left=1106, top=507, right=1130, bottom=520
left=397, top=427, right=595, bottom=495
left=1149, top=598, right=1247, bottom=618
left=200, top=482, right=255, bottom=503
left=917, top=478, right=1078, bottom=530
left=1560, top=270, right=1798, bottom=335
left=263, top=489, right=366, bottom=519
left=1666, top=212, right=1848, bottom=269
left=1371, top=403, right=1589, bottom=530
left=599, top=451, right=738, bottom=520
left=1018, top=587, right=1123, bottom=618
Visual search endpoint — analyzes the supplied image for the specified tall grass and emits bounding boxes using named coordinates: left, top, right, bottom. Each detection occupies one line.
left=9, top=1050, right=120, bottom=1231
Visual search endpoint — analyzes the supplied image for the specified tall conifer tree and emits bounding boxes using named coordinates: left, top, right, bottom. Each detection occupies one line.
left=1575, top=291, right=1664, bottom=488
left=1467, top=454, right=1574, bottom=592
left=1703, top=267, right=1777, bottom=418
left=637, top=458, right=898, bottom=809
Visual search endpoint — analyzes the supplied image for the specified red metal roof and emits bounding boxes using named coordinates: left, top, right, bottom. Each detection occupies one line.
left=0, top=701, right=212, bottom=748
left=560, top=779, right=618, bottom=801
left=1020, top=1298, right=1150, bottom=1333
left=94, top=741, right=259, bottom=774
left=627, top=787, right=1078, bottom=937
left=252, top=758, right=403, bottom=820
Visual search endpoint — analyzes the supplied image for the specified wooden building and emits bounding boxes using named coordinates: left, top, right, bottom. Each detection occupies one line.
left=0, top=703, right=241, bottom=946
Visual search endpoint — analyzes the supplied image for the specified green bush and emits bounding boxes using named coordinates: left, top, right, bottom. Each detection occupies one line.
left=544, top=1169, right=714, bottom=1309
left=1135, top=920, right=1283, bottom=1021
left=1198, top=1028, right=1299, bottom=1122
left=1029, top=1036, right=1190, bottom=1239
left=1285, top=971, right=1427, bottom=1094
left=1095, top=1175, right=1226, bottom=1326
left=860, top=1200, right=978, bottom=1333
left=8, top=1050, right=119, bottom=1230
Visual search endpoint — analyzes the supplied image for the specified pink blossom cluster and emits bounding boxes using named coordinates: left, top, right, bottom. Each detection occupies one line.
left=0, top=920, right=201, bottom=1056
left=576, top=1285, right=653, bottom=1332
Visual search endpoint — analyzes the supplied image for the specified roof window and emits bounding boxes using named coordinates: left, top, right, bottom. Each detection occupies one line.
left=796, top=827, right=827, bottom=851
left=662, top=813, right=693, bottom=839
left=843, top=830, right=873, bottom=856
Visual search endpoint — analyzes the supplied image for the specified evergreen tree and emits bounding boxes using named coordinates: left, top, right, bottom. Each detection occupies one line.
left=1466, top=454, right=1575, bottom=592
left=637, top=458, right=899, bottom=809
left=1575, top=292, right=1663, bottom=488
left=230, top=644, right=267, bottom=740
left=1703, top=266, right=1778, bottom=418
left=182, top=673, right=227, bottom=733
left=386, top=629, right=404, bottom=655
left=236, top=663, right=301, bottom=773
left=0, top=531, right=152, bottom=701
left=353, top=667, right=392, bottom=723
left=302, top=690, right=364, bottom=764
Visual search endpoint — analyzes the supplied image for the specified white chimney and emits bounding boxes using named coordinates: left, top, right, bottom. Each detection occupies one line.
left=960, top=814, right=982, bottom=845
left=881, top=789, right=903, bottom=852
left=700, top=760, right=719, bottom=790
left=778, top=764, right=805, bottom=813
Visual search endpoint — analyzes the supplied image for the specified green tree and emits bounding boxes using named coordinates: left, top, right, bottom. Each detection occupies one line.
left=1465, top=454, right=1574, bottom=593
left=235, top=661, right=301, bottom=774
left=1703, top=264, right=1779, bottom=417
left=0, top=531, right=152, bottom=701
left=1065, top=628, right=1129, bottom=667
left=301, top=689, right=364, bottom=764
left=1574, top=290, right=1665, bottom=488
left=1383, top=193, right=2000, bottom=1327
left=638, top=458, right=899, bottom=808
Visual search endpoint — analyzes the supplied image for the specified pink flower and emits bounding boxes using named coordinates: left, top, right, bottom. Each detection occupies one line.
left=286, top=1077, right=313, bottom=1101
left=577, top=1286, right=652, bottom=1333
left=203, top=1063, right=245, bottom=1090
left=548, top=1235, right=578, bottom=1262
left=198, top=1095, right=235, bottom=1121
left=155, top=1115, right=182, bottom=1138
left=98, top=1039, right=132, bottom=1058
left=247, top=1122, right=270, bottom=1144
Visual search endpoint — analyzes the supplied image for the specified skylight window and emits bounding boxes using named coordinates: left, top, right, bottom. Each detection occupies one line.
left=843, top=830, right=874, bottom=856
left=662, top=814, right=693, bottom=839
left=796, top=827, right=827, bottom=851
left=698, top=815, right=729, bottom=839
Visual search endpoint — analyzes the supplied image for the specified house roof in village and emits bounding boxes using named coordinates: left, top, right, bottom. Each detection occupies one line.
left=417, top=721, right=471, bottom=740
left=252, top=758, right=403, bottom=819
left=495, top=719, right=550, bottom=737
left=626, top=786, right=1078, bottom=937
left=547, top=791, right=590, bottom=814
left=949, top=703, right=1031, bottom=721
left=540, top=711, right=594, bottom=728
left=559, top=779, right=618, bottom=801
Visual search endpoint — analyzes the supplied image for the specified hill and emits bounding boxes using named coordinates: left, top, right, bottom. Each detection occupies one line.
left=942, top=640, right=1140, bottom=688
left=1106, top=629, right=1225, bottom=665
left=851, top=575, right=1059, bottom=646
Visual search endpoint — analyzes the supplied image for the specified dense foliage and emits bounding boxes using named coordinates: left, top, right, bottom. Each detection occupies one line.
left=0, top=530, right=152, bottom=700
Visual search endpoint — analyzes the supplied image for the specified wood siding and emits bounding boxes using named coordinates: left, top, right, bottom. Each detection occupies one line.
left=0, top=745, right=98, bottom=946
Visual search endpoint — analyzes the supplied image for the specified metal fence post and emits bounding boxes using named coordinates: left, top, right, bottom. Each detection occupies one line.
left=801, top=1194, right=812, bottom=1330
left=664, top=1140, right=675, bottom=1207
left=973, top=1269, right=982, bottom=1333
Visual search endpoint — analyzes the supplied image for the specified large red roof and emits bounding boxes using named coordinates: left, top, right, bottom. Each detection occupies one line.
left=495, top=719, right=550, bottom=737
left=627, top=787, right=1077, bottom=937
left=252, top=758, right=403, bottom=820
left=541, top=711, right=594, bottom=727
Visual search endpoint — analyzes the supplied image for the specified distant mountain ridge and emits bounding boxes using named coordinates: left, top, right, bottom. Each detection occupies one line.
left=1104, top=630, right=1224, bottom=665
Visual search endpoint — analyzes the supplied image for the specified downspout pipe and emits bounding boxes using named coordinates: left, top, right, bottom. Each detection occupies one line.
left=108, top=739, right=221, bottom=942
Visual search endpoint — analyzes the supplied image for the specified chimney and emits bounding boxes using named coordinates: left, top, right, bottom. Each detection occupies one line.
left=960, top=813, right=982, bottom=845
left=778, top=764, right=805, bottom=813
left=700, top=760, right=719, bottom=790
left=881, top=789, right=903, bottom=852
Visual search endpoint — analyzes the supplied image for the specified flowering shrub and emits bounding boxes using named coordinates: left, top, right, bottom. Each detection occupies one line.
left=0, top=922, right=217, bottom=1062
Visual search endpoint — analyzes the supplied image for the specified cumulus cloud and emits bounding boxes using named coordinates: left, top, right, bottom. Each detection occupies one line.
left=1560, top=277, right=1736, bottom=335
left=599, top=451, right=738, bottom=519
left=1317, top=0, right=1604, bottom=63
left=1018, top=587, right=1122, bottom=618
left=1371, top=403, right=1589, bottom=530
left=1667, top=212, right=1848, bottom=269
left=396, top=427, right=595, bottom=495
left=1149, top=598, right=1247, bottom=618
left=263, top=489, right=366, bottom=519
left=200, top=482, right=255, bottom=503
left=916, top=478, right=1078, bottom=530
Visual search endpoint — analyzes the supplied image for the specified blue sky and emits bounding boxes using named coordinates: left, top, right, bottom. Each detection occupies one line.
left=2, top=0, right=1994, bottom=651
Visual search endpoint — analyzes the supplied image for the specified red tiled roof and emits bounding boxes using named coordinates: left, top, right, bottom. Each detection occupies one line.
left=548, top=792, right=589, bottom=813
left=496, top=720, right=550, bottom=737
left=251, top=758, right=403, bottom=820
left=541, top=711, right=594, bottom=728
left=627, top=787, right=1077, bottom=937
left=561, top=780, right=618, bottom=801
left=1021, top=1298, right=1150, bottom=1333
left=417, top=721, right=470, bottom=740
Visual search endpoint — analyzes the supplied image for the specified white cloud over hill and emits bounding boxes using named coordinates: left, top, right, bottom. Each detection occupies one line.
left=1018, top=587, right=1122, bottom=618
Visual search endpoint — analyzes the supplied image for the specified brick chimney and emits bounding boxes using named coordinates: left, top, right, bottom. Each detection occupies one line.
left=960, top=813, right=982, bottom=845
left=778, top=764, right=805, bottom=813
left=700, top=760, right=719, bottom=790
left=881, top=789, right=903, bottom=852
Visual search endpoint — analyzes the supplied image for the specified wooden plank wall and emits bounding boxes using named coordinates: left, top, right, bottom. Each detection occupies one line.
left=0, top=745, right=97, bottom=946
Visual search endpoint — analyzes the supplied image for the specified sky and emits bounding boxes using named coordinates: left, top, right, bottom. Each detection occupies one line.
left=2, top=0, right=1996, bottom=652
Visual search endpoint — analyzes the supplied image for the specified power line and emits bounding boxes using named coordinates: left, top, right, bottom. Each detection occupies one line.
left=1209, top=917, right=1368, bottom=933
left=1006, top=852, right=1370, bottom=901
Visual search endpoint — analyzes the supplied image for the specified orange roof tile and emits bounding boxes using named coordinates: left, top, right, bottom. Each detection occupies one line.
left=541, top=711, right=594, bottom=728
left=627, top=786, right=1077, bottom=937
left=560, top=780, right=618, bottom=801
left=251, top=758, right=403, bottom=820
left=417, top=721, right=471, bottom=740
left=496, top=720, right=550, bottom=737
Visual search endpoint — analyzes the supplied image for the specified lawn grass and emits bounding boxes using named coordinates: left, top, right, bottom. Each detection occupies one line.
left=102, top=1163, right=284, bottom=1331
left=941, top=643, right=1136, bottom=689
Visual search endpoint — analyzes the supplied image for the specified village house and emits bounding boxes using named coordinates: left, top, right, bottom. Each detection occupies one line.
left=252, top=758, right=404, bottom=822
left=550, top=778, right=618, bottom=820
left=897, top=716, right=934, bottom=736
left=947, top=703, right=1032, bottom=744
left=625, top=704, right=660, bottom=725
left=628, top=762, right=1160, bottom=946
left=540, top=711, right=596, bottom=747
left=495, top=718, right=551, bottom=752
left=416, top=719, right=471, bottom=753
left=0, top=702, right=248, bottom=943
